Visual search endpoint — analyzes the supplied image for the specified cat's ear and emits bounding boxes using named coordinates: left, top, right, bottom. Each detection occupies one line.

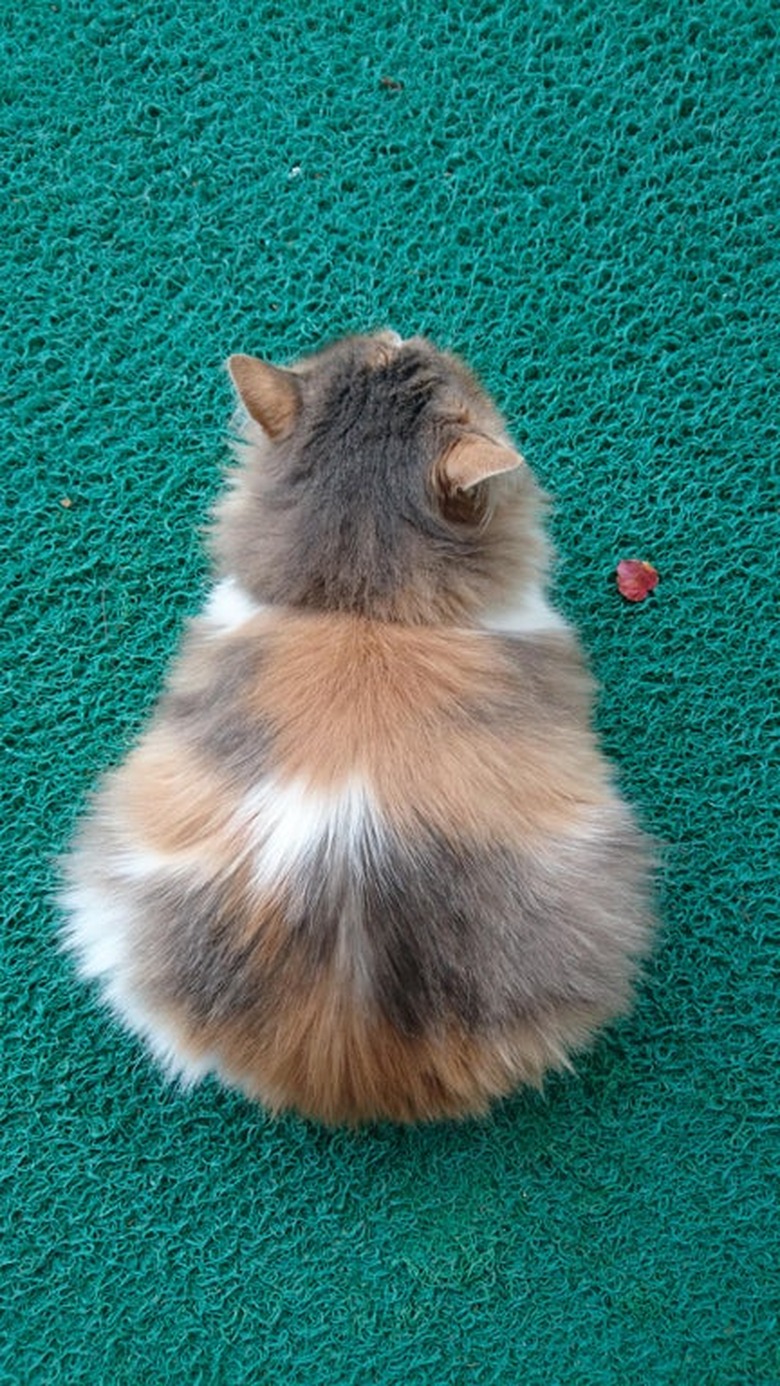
left=440, top=435, right=523, bottom=492
left=227, top=354, right=302, bottom=440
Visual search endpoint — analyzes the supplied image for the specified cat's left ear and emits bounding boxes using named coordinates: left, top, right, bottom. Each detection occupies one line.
left=440, top=435, right=523, bottom=492
left=227, top=354, right=302, bottom=440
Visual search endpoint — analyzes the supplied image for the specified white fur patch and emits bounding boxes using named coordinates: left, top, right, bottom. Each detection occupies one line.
left=482, top=585, right=568, bottom=635
left=59, top=876, right=211, bottom=1085
left=59, top=774, right=384, bottom=1081
left=237, top=776, right=381, bottom=893
left=236, top=776, right=381, bottom=993
left=60, top=877, right=135, bottom=984
left=201, top=576, right=263, bottom=633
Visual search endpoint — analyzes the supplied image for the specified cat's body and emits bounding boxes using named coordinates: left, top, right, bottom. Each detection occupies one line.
left=61, top=332, right=654, bottom=1124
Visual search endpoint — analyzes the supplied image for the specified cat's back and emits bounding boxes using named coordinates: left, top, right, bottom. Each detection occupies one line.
left=160, top=594, right=613, bottom=840
left=63, top=592, right=652, bottom=1123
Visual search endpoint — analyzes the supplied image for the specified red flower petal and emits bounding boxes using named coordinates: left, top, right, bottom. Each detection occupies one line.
left=616, top=558, right=660, bottom=602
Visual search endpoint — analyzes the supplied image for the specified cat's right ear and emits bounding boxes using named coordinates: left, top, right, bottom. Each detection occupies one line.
left=227, top=355, right=302, bottom=441
left=438, top=435, right=524, bottom=493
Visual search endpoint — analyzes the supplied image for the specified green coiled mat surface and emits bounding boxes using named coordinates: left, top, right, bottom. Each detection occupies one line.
left=2, top=2, right=777, bottom=1381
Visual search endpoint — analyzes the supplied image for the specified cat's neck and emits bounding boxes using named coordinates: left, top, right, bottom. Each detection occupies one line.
left=201, top=575, right=568, bottom=638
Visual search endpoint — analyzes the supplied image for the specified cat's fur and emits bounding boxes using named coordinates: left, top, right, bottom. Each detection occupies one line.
left=60, top=331, right=655, bottom=1124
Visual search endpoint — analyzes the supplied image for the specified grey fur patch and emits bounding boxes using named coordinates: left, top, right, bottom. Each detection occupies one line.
left=297, top=813, right=654, bottom=1035
left=134, top=872, right=291, bottom=1022
left=127, top=803, right=654, bottom=1040
left=453, top=631, right=597, bottom=735
left=158, top=631, right=273, bottom=785
left=493, top=633, right=596, bottom=723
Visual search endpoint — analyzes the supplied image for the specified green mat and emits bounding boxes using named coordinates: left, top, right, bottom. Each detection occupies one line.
left=3, top=1, right=777, bottom=1381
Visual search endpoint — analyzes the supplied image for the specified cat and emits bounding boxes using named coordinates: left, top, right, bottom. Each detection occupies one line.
left=60, top=330, right=655, bottom=1124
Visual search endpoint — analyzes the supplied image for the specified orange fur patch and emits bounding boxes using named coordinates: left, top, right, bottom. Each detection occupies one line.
left=236, top=612, right=611, bottom=843
left=170, top=972, right=609, bottom=1124
left=117, top=726, right=239, bottom=866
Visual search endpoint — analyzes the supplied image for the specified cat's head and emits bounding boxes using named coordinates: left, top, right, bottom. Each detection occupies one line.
left=213, top=331, right=548, bottom=624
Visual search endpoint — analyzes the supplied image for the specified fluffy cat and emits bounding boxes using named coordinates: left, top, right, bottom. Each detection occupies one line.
left=60, top=330, right=655, bottom=1124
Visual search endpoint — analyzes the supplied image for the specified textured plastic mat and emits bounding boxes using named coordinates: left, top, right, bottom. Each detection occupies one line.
left=2, top=1, right=777, bottom=1382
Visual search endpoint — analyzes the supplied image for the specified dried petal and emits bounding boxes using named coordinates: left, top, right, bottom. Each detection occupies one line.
left=616, top=558, right=659, bottom=602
